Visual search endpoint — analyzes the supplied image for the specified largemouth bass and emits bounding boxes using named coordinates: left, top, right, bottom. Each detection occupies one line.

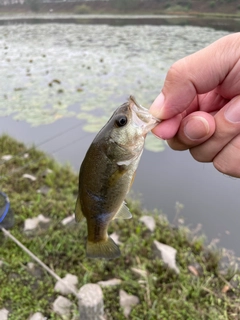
left=75, top=96, right=160, bottom=259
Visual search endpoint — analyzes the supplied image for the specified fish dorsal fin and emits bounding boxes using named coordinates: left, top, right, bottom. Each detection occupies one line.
left=75, top=195, right=84, bottom=222
left=113, top=202, right=132, bottom=220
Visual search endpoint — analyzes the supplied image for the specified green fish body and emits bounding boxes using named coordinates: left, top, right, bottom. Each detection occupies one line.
left=75, top=96, right=160, bottom=259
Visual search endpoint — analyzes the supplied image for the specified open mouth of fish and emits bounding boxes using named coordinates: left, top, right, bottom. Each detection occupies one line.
left=129, top=95, right=161, bottom=133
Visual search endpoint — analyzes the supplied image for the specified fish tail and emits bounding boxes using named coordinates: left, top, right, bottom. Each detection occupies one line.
left=86, top=237, right=121, bottom=260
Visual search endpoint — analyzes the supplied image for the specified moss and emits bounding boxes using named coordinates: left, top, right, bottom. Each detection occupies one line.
left=0, top=134, right=239, bottom=319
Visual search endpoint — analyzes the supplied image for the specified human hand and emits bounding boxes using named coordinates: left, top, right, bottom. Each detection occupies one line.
left=150, top=32, right=240, bottom=178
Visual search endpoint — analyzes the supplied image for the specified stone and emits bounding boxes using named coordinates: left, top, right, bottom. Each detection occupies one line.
left=153, top=240, right=180, bottom=274
left=22, top=174, right=37, bottom=181
left=27, top=262, right=43, bottom=278
left=131, top=268, right=147, bottom=278
left=119, top=289, right=139, bottom=318
left=61, top=214, right=75, bottom=226
left=54, top=274, right=78, bottom=295
left=41, top=168, right=53, bottom=178
left=24, top=214, right=51, bottom=231
left=37, top=186, right=50, bottom=195
left=24, top=217, right=39, bottom=231
left=0, top=308, right=9, bottom=320
left=109, top=232, right=122, bottom=245
left=53, top=296, right=72, bottom=317
left=1, top=155, right=12, bottom=161
left=28, top=312, right=46, bottom=320
left=98, top=278, right=122, bottom=287
left=139, top=215, right=156, bottom=232
left=78, top=283, right=104, bottom=320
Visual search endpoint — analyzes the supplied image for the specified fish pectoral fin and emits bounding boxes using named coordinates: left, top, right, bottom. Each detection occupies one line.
left=113, top=201, right=132, bottom=220
left=75, top=195, right=84, bottom=222
left=86, top=237, right=121, bottom=259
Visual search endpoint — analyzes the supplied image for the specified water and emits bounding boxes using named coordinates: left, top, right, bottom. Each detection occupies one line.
left=1, top=17, right=240, bottom=255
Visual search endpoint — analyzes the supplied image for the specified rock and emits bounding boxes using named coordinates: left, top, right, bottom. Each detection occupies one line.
left=41, top=168, right=53, bottom=178
left=0, top=308, right=9, bottom=320
left=24, top=214, right=51, bottom=232
left=61, top=214, right=75, bottom=226
left=27, top=262, right=43, bottom=278
left=24, top=217, right=39, bottom=231
left=119, top=289, right=139, bottom=318
left=153, top=240, right=180, bottom=274
left=22, top=173, right=37, bottom=181
left=78, top=283, right=104, bottom=320
left=1, top=155, right=12, bottom=161
left=109, top=232, right=122, bottom=245
left=54, top=274, right=78, bottom=295
left=53, top=296, right=72, bottom=317
left=37, top=186, right=50, bottom=195
left=23, top=153, right=29, bottom=159
left=139, top=215, right=156, bottom=232
left=98, top=278, right=122, bottom=287
left=131, top=268, right=147, bottom=278
left=28, top=312, right=46, bottom=320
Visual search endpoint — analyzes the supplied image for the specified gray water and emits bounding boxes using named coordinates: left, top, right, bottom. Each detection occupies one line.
left=1, top=19, right=240, bottom=255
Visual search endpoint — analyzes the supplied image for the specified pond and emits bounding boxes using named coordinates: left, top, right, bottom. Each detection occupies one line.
left=1, top=16, right=240, bottom=255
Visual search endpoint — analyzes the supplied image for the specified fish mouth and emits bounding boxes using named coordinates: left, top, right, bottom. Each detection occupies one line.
left=129, top=96, right=160, bottom=133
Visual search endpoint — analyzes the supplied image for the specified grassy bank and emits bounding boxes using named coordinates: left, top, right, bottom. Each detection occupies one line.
left=0, top=134, right=240, bottom=319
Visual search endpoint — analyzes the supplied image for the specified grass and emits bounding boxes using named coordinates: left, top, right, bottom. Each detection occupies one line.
left=0, top=134, right=240, bottom=319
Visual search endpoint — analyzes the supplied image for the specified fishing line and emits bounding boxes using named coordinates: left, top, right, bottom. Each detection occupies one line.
left=0, top=121, right=84, bottom=166
left=0, top=132, right=92, bottom=180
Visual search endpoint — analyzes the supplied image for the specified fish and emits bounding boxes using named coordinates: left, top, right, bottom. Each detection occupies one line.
left=75, top=96, right=160, bottom=259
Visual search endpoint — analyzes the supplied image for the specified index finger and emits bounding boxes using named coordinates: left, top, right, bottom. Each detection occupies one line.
left=150, top=33, right=240, bottom=120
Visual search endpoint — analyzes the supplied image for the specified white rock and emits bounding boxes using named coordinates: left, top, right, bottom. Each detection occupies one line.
left=0, top=308, right=9, bottom=320
left=98, top=278, right=122, bottom=287
left=61, top=214, right=75, bottom=226
left=28, top=312, right=46, bottom=320
left=24, top=215, right=50, bottom=231
left=53, top=296, right=72, bottom=317
left=42, top=168, right=53, bottom=177
left=24, top=217, right=39, bottom=231
left=27, top=262, right=35, bottom=271
left=139, top=216, right=156, bottom=232
left=119, top=290, right=139, bottom=318
left=38, top=214, right=50, bottom=223
left=23, top=153, right=29, bottom=159
left=153, top=240, right=180, bottom=274
left=109, top=232, right=122, bottom=245
left=22, top=173, right=37, bottom=181
left=131, top=268, right=147, bottom=278
left=78, top=284, right=104, bottom=320
left=1, top=155, right=12, bottom=161
left=54, top=274, right=78, bottom=295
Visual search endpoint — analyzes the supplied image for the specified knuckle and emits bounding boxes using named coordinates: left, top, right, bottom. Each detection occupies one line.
left=167, top=139, right=188, bottom=151
left=213, top=157, right=229, bottom=175
left=189, top=147, right=212, bottom=162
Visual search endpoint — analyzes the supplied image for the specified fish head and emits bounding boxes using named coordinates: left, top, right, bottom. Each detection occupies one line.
left=107, top=96, right=160, bottom=153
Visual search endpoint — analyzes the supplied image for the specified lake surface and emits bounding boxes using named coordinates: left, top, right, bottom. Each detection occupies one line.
left=1, top=16, right=240, bottom=255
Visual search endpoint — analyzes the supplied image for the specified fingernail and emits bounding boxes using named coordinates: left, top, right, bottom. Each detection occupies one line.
left=184, top=116, right=210, bottom=140
left=225, top=101, right=240, bottom=123
left=150, top=92, right=165, bottom=118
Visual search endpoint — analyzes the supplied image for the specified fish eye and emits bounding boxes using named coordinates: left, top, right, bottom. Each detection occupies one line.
left=115, top=115, right=128, bottom=127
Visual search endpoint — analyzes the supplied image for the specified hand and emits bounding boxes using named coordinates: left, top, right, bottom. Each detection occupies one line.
left=150, top=32, right=240, bottom=178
